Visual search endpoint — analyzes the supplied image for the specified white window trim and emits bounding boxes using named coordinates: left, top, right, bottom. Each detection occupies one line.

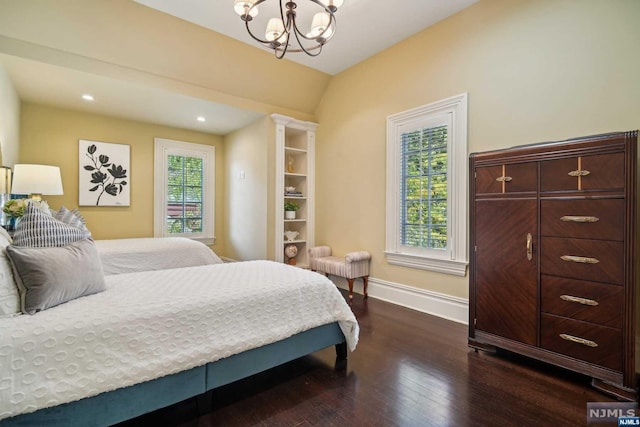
left=154, top=138, right=215, bottom=245
left=385, top=93, right=468, bottom=276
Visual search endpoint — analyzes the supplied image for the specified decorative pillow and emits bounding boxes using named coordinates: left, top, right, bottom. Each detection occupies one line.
left=54, top=206, right=89, bottom=231
left=13, top=203, right=91, bottom=247
left=6, top=238, right=106, bottom=314
left=0, top=233, right=19, bottom=317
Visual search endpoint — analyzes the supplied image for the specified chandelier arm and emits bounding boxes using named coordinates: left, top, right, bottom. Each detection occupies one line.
left=291, top=28, right=323, bottom=57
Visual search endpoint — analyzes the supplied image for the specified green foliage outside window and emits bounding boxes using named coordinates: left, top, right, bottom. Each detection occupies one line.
left=166, top=155, right=204, bottom=234
left=401, top=125, right=448, bottom=249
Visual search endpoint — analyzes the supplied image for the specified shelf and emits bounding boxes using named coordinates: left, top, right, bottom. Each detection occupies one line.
left=283, top=240, right=306, bottom=244
left=284, top=195, right=306, bottom=199
left=285, top=147, right=307, bottom=153
left=285, top=173, right=307, bottom=178
left=284, top=219, right=306, bottom=223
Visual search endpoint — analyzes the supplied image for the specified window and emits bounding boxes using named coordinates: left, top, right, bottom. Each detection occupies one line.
left=154, top=138, right=215, bottom=244
left=385, top=93, right=468, bottom=276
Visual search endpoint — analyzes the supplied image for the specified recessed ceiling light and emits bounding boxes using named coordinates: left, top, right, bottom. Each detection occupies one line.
left=197, top=116, right=206, bottom=122
left=82, top=94, right=94, bottom=101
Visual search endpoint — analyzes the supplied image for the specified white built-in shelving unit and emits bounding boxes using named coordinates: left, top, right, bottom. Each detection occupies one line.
left=271, top=114, right=317, bottom=268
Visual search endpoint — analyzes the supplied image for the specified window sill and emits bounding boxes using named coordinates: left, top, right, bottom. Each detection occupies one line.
left=384, top=251, right=468, bottom=276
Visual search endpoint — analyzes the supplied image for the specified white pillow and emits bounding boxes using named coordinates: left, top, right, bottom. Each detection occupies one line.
left=0, top=233, right=19, bottom=317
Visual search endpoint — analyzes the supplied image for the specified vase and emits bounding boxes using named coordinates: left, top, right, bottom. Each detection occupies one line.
left=285, top=211, right=296, bottom=220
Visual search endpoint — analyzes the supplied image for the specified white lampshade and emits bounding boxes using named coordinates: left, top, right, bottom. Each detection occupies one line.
left=11, top=164, right=64, bottom=199
left=234, top=0, right=258, bottom=18
left=265, top=18, right=286, bottom=42
left=308, top=13, right=334, bottom=39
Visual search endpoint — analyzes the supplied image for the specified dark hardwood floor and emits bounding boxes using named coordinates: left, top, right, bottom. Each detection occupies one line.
left=119, top=291, right=621, bottom=426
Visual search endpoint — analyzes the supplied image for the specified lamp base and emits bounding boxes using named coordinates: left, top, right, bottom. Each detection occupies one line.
left=0, top=193, right=10, bottom=227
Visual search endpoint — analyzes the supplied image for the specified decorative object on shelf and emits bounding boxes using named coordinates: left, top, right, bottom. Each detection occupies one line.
left=287, top=155, right=295, bottom=173
left=284, top=230, right=299, bottom=242
left=0, top=166, right=11, bottom=228
left=284, top=201, right=299, bottom=219
left=11, top=164, right=63, bottom=201
left=284, top=243, right=298, bottom=265
left=79, top=140, right=130, bottom=206
left=285, top=186, right=303, bottom=197
left=233, top=0, right=343, bottom=59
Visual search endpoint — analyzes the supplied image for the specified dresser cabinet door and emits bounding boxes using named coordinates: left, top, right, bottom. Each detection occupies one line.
left=540, top=153, right=625, bottom=192
left=475, top=162, right=537, bottom=195
left=474, top=199, right=537, bottom=345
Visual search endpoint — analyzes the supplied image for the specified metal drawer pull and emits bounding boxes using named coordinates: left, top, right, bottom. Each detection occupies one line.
left=560, top=255, right=599, bottom=264
left=495, top=176, right=512, bottom=182
left=559, top=333, right=598, bottom=348
left=526, top=233, right=532, bottom=261
left=560, top=294, right=599, bottom=306
left=560, top=216, right=599, bottom=223
left=568, top=169, right=591, bottom=177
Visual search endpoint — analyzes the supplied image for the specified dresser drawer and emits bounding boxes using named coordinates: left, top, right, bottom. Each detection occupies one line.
left=541, top=237, right=623, bottom=284
left=541, top=313, right=621, bottom=371
left=540, top=152, right=625, bottom=192
left=475, top=162, right=537, bottom=194
left=541, top=275, right=623, bottom=328
left=541, top=199, right=624, bottom=241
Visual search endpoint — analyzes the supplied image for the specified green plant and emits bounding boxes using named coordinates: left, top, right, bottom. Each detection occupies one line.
left=284, top=201, right=299, bottom=211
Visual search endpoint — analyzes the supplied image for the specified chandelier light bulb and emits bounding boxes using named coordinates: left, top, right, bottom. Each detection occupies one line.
left=320, top=0, right=343, bottom=12
left=265, top=18, right=286, bottom=42
left=234, top=0, right=258, bottom=19
left=308, top=12, right=334, bottom=40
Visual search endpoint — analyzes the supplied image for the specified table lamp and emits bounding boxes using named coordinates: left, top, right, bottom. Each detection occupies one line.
left=11, top=164, right=64, bottom=200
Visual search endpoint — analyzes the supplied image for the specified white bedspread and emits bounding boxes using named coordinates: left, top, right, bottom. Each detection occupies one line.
left=0, top=261, right=358, bottom=421
left=94, top=237, right=223, bottom=275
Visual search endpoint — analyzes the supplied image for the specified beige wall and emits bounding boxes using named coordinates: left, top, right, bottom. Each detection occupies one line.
left=0, top=65, right=19, bottom=166
left=223, top=116, right=271, bottom=261
left=19, top=103, right=226, bottom=255
left=315, top=0, right=640, bottom=299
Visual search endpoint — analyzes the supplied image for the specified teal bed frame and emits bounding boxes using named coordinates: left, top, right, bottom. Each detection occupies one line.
left=0, top=323, right=347, bottom=427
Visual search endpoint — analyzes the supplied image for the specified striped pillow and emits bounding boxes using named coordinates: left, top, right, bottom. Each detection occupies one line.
left=13, top=203, right=92, bottom=247
left=54, top=206, right=89, bottom=231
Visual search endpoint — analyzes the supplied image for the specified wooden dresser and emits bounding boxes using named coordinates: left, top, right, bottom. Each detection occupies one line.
left=468, top=131, right=638, bottom=400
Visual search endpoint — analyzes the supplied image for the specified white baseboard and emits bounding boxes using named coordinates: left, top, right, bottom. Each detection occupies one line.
left=330, top=276, right=469, bottom=325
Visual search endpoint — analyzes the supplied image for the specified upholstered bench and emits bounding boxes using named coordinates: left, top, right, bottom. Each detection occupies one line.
left=308, top=246, right=371, bottom=300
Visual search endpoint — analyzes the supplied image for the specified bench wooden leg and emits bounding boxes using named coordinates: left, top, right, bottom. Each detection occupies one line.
left=363, top=276, right=369, bottom=299
left=347, top=278, right=354, bottom=300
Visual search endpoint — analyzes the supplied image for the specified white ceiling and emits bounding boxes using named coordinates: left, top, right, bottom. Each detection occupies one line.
left=134, top=0, right=479, bottom=75
left=2, top=0, right=478, bottom=135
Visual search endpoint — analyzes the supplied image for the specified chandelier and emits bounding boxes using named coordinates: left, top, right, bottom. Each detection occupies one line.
left=233, top=0, right=344, bottom=59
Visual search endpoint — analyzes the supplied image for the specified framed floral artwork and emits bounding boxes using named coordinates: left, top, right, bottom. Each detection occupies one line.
left=79, top=140, right=130, bottom=206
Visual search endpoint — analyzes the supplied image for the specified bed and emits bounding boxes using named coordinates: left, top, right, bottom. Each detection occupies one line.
left=0, top=205, right=358, bottom=426
left=94, top=237, right=223, bottom=275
